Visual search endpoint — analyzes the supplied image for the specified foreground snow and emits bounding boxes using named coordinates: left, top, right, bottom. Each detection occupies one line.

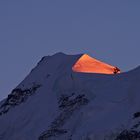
left=0, top=53, right=140, bottom=140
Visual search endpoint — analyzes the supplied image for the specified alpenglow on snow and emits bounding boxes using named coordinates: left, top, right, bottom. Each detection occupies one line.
left=0, top=53, right=140, bottom=140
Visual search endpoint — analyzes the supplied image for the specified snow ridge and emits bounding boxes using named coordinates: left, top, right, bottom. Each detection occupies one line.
left=0, top=53, right=140, bottom=140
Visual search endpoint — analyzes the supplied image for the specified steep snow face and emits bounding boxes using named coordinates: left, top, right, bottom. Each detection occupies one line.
left=72, top=54, right=120, bottom=74
left=0, top=53, right=140, bottom=140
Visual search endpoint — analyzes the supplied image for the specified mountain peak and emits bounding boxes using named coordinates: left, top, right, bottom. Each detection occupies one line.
left=72, top=54, right=121, bottom=74
left=0, top=53, right=140, bottom=140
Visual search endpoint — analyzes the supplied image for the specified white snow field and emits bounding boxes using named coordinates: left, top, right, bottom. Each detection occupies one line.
left=0, top=53, right=140, bottom=140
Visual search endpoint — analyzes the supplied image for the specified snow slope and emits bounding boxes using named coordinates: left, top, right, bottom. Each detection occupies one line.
left=0, top=52, right=140, bottom=140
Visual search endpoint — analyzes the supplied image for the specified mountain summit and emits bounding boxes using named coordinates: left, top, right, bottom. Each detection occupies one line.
left=0, top=53, right=140, bottom=140
left=72, top=54, right=120, bottom=74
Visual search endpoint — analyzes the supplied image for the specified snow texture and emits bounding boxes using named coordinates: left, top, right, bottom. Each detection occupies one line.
left=0, top=52, right=140, bottom=140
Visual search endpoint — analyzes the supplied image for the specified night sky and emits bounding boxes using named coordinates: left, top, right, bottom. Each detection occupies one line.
left=0, top=0, right=140, bottom=99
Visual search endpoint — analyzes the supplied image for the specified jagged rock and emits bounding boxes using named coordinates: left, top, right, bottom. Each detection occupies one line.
left=38, top=94, right=89, bottom=140
left=133, top=122, right=140, bottom=129
left=0, top=84, right=41, bottom=116
left=39, top=129, right=67, bottom=140
left=59, top=93, right=88, bottom=109
left=115, top=112, right=140, bottom=140
left=115, top=130, right=140, bottom=140
left=134, top=112, right=140, bottom=119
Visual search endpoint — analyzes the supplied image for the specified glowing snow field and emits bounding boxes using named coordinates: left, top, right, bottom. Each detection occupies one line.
left=72, top=54, right=120, bottom=74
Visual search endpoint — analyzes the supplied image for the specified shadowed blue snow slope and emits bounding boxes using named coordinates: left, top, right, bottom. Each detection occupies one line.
left=0, top=53, right=140, bottom=140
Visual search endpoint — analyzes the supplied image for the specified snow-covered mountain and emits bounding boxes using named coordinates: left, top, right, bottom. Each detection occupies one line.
left=0, top=52, right=140, bottom=140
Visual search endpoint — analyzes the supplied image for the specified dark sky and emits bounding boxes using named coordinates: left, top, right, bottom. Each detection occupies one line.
left=0, top=0, right=140, bottom=99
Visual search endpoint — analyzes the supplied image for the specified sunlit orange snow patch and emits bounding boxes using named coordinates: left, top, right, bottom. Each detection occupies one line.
left=72, top=54, right=120, bottom=74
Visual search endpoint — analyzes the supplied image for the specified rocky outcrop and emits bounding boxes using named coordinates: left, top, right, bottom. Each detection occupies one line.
left=0, top=84, right=41, bottom=116
left=39, top=93, right=89, bottom=140
left=115, top=130, right=140, bottom=140
left=115, top=112, right=140, bottom=140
